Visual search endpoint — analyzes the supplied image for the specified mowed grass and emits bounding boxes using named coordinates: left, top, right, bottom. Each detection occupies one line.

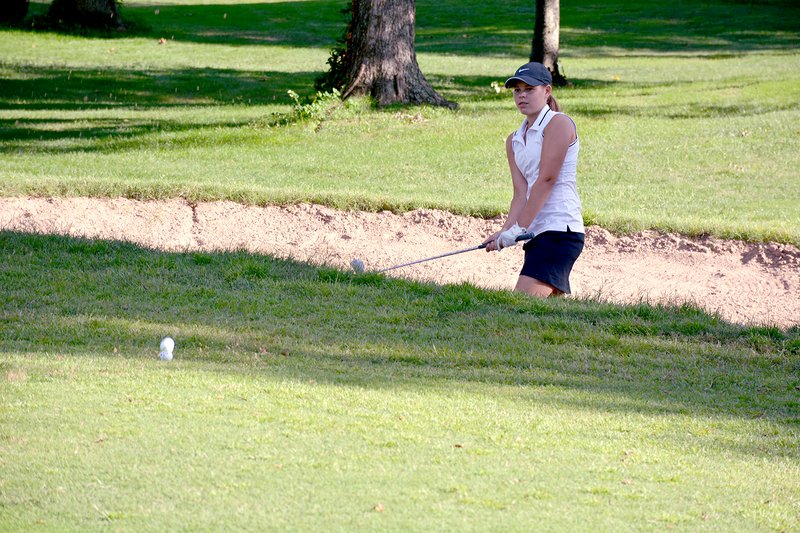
left=2, top=0, right=800, bottom=530
left=1, top=232, right=799, bottom=530
left=0, top=0, right=799, bottom=243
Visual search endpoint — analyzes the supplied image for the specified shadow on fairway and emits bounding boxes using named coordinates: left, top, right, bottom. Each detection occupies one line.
left=416, top=0, right=800, bottom=56
left=0, top=65, right=317, bottom=153
left=0, top=65, right=315, bottom=112
left=17, top=0, right=800, bottom=56
left=3, top=231, right=798, bottom=460
left=5, top=65, right=798, bottom=155
left=5, top=0, right=799, bottom=144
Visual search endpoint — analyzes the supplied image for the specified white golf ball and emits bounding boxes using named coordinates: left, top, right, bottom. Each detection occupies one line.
left=159, top=337, right=175, bottom=361
left=160, top=336, right=175, bottom=352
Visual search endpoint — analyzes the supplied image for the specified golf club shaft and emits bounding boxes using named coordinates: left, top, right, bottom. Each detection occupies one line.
left=376, top=232, right=535, bottom=273
left=377, top=245, right=483, bottom=272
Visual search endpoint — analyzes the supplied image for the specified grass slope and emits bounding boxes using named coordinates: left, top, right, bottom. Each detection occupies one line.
left=1, top=232, right=799, bottom=530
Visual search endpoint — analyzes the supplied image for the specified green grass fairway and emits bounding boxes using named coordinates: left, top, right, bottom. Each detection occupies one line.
left=1, top=232, right=798, bottom=530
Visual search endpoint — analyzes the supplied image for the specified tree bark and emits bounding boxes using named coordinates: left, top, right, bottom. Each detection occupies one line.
left=331, top=0, right=456, bottom=108
left=47, top=0, right=125, bottom=30
left=530, top=0, right=567, bottom=86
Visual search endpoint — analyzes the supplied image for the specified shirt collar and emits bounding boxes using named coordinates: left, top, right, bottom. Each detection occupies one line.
left=516, top=104, right=552, bottom=138
left=528, top=105, right=552, bottom=132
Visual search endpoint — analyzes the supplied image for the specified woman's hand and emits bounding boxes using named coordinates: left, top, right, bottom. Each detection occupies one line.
left=496, top=224, right=527, bottom=250
left=483, top=231, right=501, bottom=252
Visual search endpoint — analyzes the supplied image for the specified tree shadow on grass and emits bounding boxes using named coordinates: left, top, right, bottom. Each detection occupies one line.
left=122, top=0, right=345, bottom=48
left=0, top=115, right=252, bottom=154
left=18, top=0, right=800, bottom=56
left=20, top=0, right=346, bottom=48
left=0, top=64, right=318, bottom=153
left=416, top=0, right=800, bottom=56
left=6, top=66, right=796, bottom=156
left=6, top=0, right=799, bottom=138
left=2, top=231, right=798, bottom=460
left=0, top=65, right=315, bottom=111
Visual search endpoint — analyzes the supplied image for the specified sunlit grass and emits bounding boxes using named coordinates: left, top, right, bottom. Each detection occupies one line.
left=1, top=231, right=798, bottom=530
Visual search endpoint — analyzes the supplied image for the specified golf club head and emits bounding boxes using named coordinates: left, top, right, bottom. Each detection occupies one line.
left=350, top=258, right=365, bottom=273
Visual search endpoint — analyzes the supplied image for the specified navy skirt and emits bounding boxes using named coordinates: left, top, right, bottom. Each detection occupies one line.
left=520, top=228, right=584, bottom=294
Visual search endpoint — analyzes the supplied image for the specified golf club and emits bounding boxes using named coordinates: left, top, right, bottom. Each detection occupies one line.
left=351, top=232, right=535, bottom=273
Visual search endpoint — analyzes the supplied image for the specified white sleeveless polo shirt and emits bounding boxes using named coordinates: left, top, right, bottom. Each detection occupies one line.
left=511, top=105, right=584, bottom=235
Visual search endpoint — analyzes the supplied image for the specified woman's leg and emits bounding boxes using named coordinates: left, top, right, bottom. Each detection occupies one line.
left=514, top=275, right=563, bottom=297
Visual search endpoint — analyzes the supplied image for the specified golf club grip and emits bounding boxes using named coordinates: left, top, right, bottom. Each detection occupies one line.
left=477, top=232, right=535, bottom=249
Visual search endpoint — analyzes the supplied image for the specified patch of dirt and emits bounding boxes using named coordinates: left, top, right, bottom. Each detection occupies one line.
left=2, top=197, right=798, bottom=328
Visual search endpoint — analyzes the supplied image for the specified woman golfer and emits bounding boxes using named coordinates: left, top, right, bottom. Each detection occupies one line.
left=484, top=62, right=584, bottom=297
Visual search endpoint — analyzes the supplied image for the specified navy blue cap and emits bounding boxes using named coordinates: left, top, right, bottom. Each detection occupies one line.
left=504, top=62, right=552, bottom=88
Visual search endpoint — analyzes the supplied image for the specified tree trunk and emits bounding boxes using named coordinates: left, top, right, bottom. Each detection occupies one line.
left=530, top=0, right=567, bottom=86
left=331, top=0, right=455, bottom=108
left=48, top=0, right=125, bottom=30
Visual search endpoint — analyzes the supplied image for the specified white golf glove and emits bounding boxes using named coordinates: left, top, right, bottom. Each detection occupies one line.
left=496, top=223, right=527, bottom=250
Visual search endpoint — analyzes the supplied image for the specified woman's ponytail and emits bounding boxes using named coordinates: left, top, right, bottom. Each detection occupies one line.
left=547, top=93, right=561, bottom=112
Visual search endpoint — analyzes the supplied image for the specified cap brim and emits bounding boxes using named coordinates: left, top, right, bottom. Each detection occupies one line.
left=504, top=75, right=547, bottom=88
